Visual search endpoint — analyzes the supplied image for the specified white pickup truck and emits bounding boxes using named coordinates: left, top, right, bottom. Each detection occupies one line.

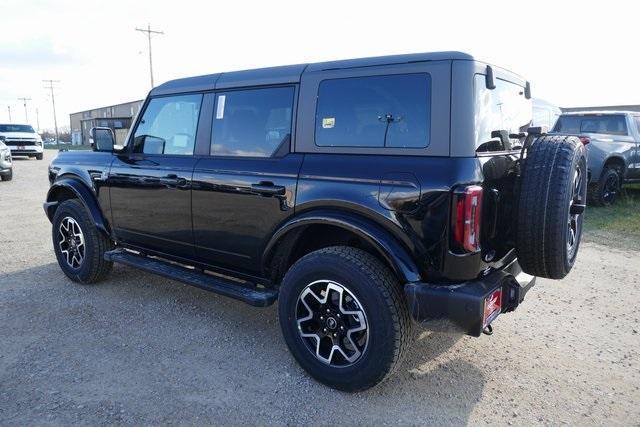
left=0, top=124, right=44, bottom=160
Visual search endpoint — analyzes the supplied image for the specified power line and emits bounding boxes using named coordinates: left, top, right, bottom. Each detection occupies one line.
left=17, top=97, right=31, bottom=123
left=135, top=24, right=164, bottom=88
left=43, top=80, right=61, bottom=149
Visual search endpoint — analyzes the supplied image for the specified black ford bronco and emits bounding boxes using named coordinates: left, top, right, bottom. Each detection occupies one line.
left=44, top=52, right=587, bottom=391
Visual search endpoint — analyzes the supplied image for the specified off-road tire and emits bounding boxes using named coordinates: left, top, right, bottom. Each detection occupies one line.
left=278, top=246, right=411, bottom=392
left=52, top=199, right=113, bottom=284
left=589, top=167, right=620, bottom=207
left=516, top=135, right=587, bottom=279
left=0, top=170, right=12, bottom=181
left=36, top=153, right=44, bottom=160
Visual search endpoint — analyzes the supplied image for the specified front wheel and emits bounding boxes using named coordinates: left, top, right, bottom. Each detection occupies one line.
left=0, top=170, right=12, bottom=181
left=52, top=199, right=113, bottom=284
left=36, top=153, right=44, bottom=160
left=278, top=246, right=411, bottom=392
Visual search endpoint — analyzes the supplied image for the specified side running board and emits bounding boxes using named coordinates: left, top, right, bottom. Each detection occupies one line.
left=104, top=249, right=278, bottom=307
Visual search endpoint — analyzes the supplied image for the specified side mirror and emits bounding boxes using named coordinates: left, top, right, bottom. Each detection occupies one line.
left=89, top=127, right=115, bottom=152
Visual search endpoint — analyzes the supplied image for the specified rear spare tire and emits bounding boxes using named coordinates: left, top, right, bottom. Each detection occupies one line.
left=516, top=135, right=587, bottom=279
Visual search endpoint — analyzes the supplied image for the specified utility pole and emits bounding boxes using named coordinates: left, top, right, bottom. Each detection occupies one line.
left=18, top=97, right=31, bottom=123
left=43, top=80, right=60, bottom=150
left=36, top=108, right=40, bottom=132
left=135, top=24, right=164, bottom=88
left=7, top=106, right=11, bottom=123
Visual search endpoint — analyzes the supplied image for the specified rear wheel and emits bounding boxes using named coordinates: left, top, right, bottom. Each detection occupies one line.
left=589, top=167, right=620, bottom=206
left=516, top=135, right=587, bottom=279
left=278, top=246, right=411, bottom=392
left=52, top=199, right=113, bottom=284
left=0, top=170, right=12, bottom=181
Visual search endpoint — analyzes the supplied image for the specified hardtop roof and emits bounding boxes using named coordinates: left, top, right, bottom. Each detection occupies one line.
left=150, top=51, right=475, bottom=96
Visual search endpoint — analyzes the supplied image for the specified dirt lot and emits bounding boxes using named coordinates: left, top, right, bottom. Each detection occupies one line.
left=1, top=151, right=639, bottom=425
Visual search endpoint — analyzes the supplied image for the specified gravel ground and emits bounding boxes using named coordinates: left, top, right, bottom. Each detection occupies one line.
left=1, top=151, right=639, bottom=425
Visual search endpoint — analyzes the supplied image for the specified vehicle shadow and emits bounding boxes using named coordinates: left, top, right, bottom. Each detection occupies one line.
left=0, top=262, right=484, bottom=425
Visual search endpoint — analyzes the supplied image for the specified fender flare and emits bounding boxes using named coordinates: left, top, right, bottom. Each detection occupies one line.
left=262, top=210, right=422, bottom=283
left=603, top=154, right=627, bottom=173
left=44, top=177, right=111, bottom=238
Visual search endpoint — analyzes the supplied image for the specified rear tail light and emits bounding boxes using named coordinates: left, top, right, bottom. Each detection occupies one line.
left=452, top=185, right=483, bottom=253
left=578, top=136, right=590, bottom=145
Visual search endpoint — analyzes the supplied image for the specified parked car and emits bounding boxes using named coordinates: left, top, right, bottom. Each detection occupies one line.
left=532, top=98, right=561, bottom=130
left=0, top=124, right=44, bottom=160
left=0, top=140, right=12, bottom=181
left=43, top=52, right=586, bottom=391
left=553, top=111, right=640, bottom=205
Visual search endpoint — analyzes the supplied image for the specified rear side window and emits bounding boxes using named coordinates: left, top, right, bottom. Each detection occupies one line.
left=554, top=114, right=628, bottom=136
left=133, top=94, right=202, bottom=155
left=634, top=116, right=640, bottom=134
left=211, top=86, right=294, bottom=157
left=315, top=74, right=430, bottom=148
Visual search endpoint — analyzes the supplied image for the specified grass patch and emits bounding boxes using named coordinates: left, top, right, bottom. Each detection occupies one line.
left=583, top=183, right=640, bottom=250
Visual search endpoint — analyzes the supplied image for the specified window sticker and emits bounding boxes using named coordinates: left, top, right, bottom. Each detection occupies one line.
left=216, top=95, right=226, bottom=119
left=322, top=117, right=335, bottom=129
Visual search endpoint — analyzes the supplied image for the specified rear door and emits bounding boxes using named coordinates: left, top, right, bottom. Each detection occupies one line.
left=109, top=93, right=204, bottom=259
left=191, top=86, right=302, bottom=274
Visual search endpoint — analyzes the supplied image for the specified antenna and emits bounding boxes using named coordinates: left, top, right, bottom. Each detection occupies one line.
left=135, top=24, right=164, bottom=88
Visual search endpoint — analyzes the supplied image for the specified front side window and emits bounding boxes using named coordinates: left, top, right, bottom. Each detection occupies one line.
left=553, top=114, right=628, bottom=136
left=132, top=94, right=202, bottom=155
left=634, top=116, right=640, bottom=134
left=211, top=86, right=294, bottom=157
left=315, top=74, right=431, bottom=148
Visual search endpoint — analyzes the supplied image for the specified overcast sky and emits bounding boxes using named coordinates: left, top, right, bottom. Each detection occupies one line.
left=1, top=0, right=638, bottom=130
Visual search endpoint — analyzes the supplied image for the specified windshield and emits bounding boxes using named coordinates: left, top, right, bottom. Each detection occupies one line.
left=553, top=114, right=628, bottom=136
left=0, top=124, right=36, bottom=133
left=474, top=74, right=532, bottom=152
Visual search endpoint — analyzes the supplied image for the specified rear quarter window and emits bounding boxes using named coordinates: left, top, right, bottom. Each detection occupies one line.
left=315, top=73, right=431, bottom=148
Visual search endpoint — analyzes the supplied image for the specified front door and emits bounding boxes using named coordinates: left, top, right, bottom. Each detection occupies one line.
left=109, top=93, right=204, bottom=259
left=191, top=86, right=301, bottom=275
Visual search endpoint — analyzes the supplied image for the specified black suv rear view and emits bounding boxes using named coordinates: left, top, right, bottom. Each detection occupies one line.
left=44, top=52, right=587, bottom=391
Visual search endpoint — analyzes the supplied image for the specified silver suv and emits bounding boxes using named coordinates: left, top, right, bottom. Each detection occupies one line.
left=0, top=140, right=13, bottom=181
left=553, top=111, right=640, bottom=205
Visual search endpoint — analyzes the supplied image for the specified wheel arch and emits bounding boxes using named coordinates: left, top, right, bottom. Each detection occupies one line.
left=262, top=210, right=422, bottom=284
left=44, top=176, right=111, bottom=238
left=603, top=155, right=626, bottom=179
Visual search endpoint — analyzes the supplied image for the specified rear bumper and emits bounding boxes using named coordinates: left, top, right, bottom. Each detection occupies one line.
left=404, top=258, right=535, bottom=337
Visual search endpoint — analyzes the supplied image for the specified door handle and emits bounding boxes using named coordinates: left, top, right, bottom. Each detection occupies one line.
left=251, top=182, right=286, bottom=196
left=165, top=174, right=188, bottom=188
